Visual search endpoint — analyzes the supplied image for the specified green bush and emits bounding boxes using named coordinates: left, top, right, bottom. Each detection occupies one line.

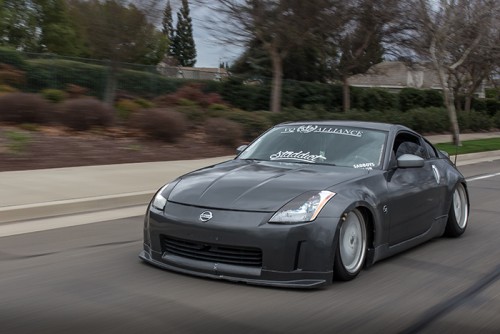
left=494, top=111, right=500, bottom=128
left=269, top=107, right=322, bottom=124
left=215, top=77, right=271, bottom=111
left=134, top=98, right=155, bottom=108
left=485, top=99, right=500, bottom=117
left=115, top=98, right=142, bottom=121
left=356, top=88, right=397, bottom=111
left=399, top=88, right=426, bottom=112
left=462, top=111, right=492, bottom=132
left=281, top=80, right=342, bottom=111
left=207, top=108, right=272, bottom=140
left=116, top=69, right=184, bottom=97
left=59, top=97, right=114, bottom=130
left=208, top=103, right=231, bottom=112
left=485, top=88, right=499, bottom=99
left=131, top=108, right=188, bottom=142
left=423, top=90, right=443, bottom=107
left=176, top=105, right=207, bottom=125
left=0, top=92, right=52, bottom=124
left=0, top=84, right=18, bottom=93
left=205, top=118, right=243, bottom=147
left=404, top=107, right=449, bottom=133
left=0, top=47, right=27, bottom=69
left=471, top=98, right=487, bottom=113
left=5, top=130, right=31, bottom=153
left=41, top=88, right=67, bottom=103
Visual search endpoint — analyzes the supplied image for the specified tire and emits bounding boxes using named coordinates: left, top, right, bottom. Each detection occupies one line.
left=444, top=183, right=469, bottom=237
left=334, top=209, right=367, bottom=281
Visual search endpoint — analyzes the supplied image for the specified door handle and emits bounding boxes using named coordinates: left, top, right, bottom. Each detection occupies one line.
left=432, top=165, right=440, bottom=184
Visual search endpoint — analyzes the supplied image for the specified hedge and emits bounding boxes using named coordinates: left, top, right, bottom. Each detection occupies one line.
left=25, top=59, right=107, bottom=98
left=351, top=87, right=398, bottom=111
left=0, top=47, right=28, bottom=69
left=24, top=59, right=185, bottom=99
left=471, top=98, right=500, bottom=116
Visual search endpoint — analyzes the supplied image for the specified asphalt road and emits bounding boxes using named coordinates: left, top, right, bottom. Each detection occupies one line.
left=1, top=161, right=500, bottom=334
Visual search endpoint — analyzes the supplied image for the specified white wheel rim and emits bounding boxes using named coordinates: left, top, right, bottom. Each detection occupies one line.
left=339, top=211, right=367, bottom=274
left=454, top=184, right=468, bottom=229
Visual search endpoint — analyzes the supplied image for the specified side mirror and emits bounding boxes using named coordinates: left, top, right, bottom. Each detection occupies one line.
left=397, top=154, right=424, bottom=168
left=440, top=150, right=450, bottom=158
left=236, top=145, right=248, bottom=155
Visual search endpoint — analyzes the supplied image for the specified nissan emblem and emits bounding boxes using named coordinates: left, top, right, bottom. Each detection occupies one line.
left=199, top=211, right=213, bottom=222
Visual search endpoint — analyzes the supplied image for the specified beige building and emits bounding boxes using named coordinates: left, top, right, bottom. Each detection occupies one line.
left=348, top=61, right=442, bottom=92
left=157, top=62, right=229, bottom=81
left=348, top=61, right=486, bottom=98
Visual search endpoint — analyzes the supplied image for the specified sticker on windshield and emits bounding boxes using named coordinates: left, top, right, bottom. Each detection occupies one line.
left=270, top=151, right=326, bottom=163
left=281, top=126, right=363, bottom=137
left=353, top=162, right=375, bottom=170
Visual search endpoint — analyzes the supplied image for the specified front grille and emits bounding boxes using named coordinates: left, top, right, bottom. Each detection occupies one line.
left=161, top=235, right=262, bottom=267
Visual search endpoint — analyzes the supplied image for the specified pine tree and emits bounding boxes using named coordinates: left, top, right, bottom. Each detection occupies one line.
left=162, top=0, right=175, bottom=56
left=171, top=0, right=196, bottom=67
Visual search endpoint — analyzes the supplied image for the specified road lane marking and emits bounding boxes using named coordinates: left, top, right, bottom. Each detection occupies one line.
left=467, top=172, right=500, bottom=182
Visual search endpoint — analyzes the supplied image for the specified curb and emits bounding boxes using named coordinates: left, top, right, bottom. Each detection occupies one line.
left=1, top=151, right=499, bottom=224
left=453, top=150, right=500, bottom=166
left=0, top=190, right=153, bottom=224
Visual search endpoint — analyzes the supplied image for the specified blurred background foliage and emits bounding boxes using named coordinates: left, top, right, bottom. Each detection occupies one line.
left=0, top=0, right=499, bottom=147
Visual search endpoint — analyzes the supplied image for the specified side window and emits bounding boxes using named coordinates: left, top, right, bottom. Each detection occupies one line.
left=393, top=133, right=426, bottom=159
left=423, top=139, right=438, bottom=159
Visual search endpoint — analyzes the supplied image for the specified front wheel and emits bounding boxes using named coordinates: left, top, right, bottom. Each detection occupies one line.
left=334, top=209, right=367, bottom=281
left=444, top=183, right=469, bottom=237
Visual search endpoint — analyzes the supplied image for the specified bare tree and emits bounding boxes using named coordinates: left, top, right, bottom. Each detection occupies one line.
left=196, top=0, right=343, bottom=113
left=455, top=5, right=500, bottom=112
left=404, top=0, right=499, bottom=145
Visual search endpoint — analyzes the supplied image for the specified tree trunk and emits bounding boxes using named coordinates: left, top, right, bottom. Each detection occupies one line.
left=104, top=61, right=118, bottom=106
left=342, top=76, right=350, bottom=112
left=442, top=84, right=461, bottom=146
left=464, top=95, right=472, bottom=113
left=453, top=87, right=462, bottom=113
left=270, top=49, right=283, bottom=113
left=431, top=50, right=460, bottom=146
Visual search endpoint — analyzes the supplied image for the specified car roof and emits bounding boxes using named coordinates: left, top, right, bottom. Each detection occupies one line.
left=276, top=120, right=414, bottom=133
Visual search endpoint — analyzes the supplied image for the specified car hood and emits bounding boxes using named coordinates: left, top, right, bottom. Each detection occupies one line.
left=167, top=159, right=368, bottom=212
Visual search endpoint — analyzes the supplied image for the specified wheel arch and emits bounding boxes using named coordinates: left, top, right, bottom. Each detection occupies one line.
left=334, top=202, right=377, bottom=267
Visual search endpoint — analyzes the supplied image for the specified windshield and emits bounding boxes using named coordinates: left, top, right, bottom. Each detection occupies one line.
left=238, top=124, right=387, bottom=170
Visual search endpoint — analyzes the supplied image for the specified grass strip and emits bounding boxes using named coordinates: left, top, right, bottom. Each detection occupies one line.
left=435, top=138, right=500, bottom=155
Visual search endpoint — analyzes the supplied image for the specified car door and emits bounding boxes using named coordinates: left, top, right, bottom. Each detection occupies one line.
left=386, top=132, right=443, bottom=246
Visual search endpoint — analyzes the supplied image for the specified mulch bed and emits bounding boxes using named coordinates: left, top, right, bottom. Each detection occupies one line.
left=0, top=125, right=236, bottom=172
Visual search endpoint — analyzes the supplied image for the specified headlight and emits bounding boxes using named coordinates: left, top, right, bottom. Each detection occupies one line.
left=269, top=190, right=335, bottom=224
left=151, top=184, right=169, bottom=210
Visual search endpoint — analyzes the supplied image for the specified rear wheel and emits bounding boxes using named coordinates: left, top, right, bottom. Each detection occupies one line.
left=444, top=183, right=469, bottom=237
left=334, top=209, right=367, bottom=281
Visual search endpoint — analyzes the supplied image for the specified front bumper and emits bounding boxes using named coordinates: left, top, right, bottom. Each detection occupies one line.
left=140, top=202, right=340, bottom=288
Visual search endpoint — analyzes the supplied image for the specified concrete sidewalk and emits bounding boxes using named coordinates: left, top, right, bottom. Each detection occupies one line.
left=427, top=131, right=500, bottom=144
left=1, top=132, right=499, bottom=224
left=0, top=156, right=232, bottom=224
